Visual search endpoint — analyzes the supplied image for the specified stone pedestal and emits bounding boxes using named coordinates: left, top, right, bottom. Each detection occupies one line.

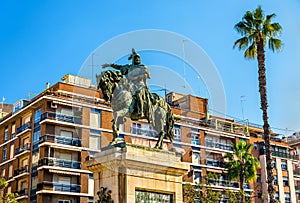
left=86, top=143, right=189, bottom=203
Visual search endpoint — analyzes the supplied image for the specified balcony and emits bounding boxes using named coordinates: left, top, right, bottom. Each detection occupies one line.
left=15, top=143, right=30, bottom=155
left=41, top=112, right=82, bottom=124
left=14, top=165, right=29, bottom=176
left=208, top=179, right=239, bottom=188
left=205, top=118, right=247, bottom=136
left=37, top=181, right=81, bottom=193
left=16, top=188, right=28, bottom=197
left=39, top=134, right=82, bottom=147
left=260, top=149, right=298, bottom=160
left=38, top=157, right=81, bottom=169
left=295, top=186, right=300, bottom=191
left=205, top=140, right=233, bottom=151
left=16, top=122, right=31, bottom=134
left=206, top=158, right=224, bottom=168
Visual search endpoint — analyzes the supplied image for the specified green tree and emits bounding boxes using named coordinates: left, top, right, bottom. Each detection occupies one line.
left=183, top=173, right=245, bottom=203
left=233, top=6, right=282, bottom=203
left=0, top=178, right=18, bottom=203
left=224, top=140, right=260, bottom=203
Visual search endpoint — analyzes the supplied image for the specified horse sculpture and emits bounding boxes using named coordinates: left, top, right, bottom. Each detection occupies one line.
left=96, top=70, right=175, bottom=149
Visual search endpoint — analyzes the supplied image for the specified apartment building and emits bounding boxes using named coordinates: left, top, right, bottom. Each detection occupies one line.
left=0, top=74, right=111, bottom=203
left=0, top=74, right=298, bottom=203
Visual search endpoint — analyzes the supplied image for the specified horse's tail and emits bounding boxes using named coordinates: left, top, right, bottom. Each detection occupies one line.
left=98, top=70, right=123, bottom=102
left=165, top=104, right=175, bottom=142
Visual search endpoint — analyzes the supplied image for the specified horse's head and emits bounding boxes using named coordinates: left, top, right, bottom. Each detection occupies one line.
left=96, top=70, right=123, bottom=102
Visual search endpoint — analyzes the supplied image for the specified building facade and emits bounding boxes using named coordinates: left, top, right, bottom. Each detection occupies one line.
left=0, top=74, right=299, bottom=203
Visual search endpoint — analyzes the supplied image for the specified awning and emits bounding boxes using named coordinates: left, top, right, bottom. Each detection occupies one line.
left=49, top=169, right=80, bottom=176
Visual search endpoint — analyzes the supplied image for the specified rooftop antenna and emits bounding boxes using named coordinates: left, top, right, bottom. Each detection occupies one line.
left=182, top=39, right=187, bottom=88
left=240, top=95, right=246, bottom=121
left=1, top=96, right=5, bottom=110
left=89, top=53, right=99, bottom=85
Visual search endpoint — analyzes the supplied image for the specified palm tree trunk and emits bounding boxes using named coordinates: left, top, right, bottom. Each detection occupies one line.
left=256, top=34, right=275, bottom=203
left=240, top=167, right=245, bottom=203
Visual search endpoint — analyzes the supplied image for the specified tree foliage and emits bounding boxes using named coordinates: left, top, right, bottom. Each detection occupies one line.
left=0, top=178, right=18, bottom=203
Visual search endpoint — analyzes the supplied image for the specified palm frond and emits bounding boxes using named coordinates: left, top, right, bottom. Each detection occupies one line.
left=244, top=42, right=257, bottom=59
left=268, top=37, right=283, bottom=52
left=233, top=37, right=249, bottom=50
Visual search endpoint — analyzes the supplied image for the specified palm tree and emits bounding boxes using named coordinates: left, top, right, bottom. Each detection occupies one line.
left=233, top=6, right=282, bottom=203
left=224, top=140, right=260, bottom=203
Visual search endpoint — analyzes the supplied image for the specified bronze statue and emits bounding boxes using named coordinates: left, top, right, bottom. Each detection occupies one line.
left=97, top=187, right=113, bottom=203
left=97, top=48, right=175, bottom=149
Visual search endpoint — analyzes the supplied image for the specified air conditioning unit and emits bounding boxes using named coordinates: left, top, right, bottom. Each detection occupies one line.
left=51, top=102, right=58, bottom=109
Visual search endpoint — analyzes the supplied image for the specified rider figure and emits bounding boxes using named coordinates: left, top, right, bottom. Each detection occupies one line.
left=102, top=48, right=152, bottom=120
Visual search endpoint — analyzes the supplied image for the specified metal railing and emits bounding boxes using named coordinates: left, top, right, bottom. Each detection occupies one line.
left=206, top=158, right=225, bottom=168
left=38, top=157, right=81, bottom=169
left=39, top=134, right=82, bottom=147
left=16, top=188, right=28, bottom=196
left=14, top=165, right=29, bottom=176
left=41, top=112, right=82, bottom=124
left=37, top=181, right=81, bottom=193
left=260, top=149, right=298, bottom=160
left=205, top=140, right=233, bottom=151
left=16, top=122, right=31, bottom=134
left=15, top=143, right=31, bottom=155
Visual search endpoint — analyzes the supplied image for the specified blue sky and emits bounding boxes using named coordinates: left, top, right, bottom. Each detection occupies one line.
left=1, top=1, right=300, bottom=135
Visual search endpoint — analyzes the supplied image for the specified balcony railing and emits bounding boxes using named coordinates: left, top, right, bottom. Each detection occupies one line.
left=39, top=134, right=82, bottom=147
left=205, top=140, right=233, bottom=151
left=16, top=122, right=31, bottom=134
left=208, top=179, right=239, bottom=188
left=206, top=158, right=225, bottom=168
left=38, top=157, right=81, bottom=169
left=131, top=127, right=158, bottom=137
left=15, top=143, right=30, bottom=155
left=260, top=149, right=298, bottom=160
left=37, top=181, right=81, bottom=193
left=41, top=112, right=82, bottom=124
left=14, top=165, right=29, bottom=176
left=16, top=188, right=28, bottom=197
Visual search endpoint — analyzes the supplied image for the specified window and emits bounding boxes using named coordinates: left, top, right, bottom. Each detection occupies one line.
left=33, top=127, right=40, bottom=145
left=274, top=176, right=278, bottom=185
left=90, top=109, right=101, bottom=128
left=1, top=167, right=5, bottom=178
left=271, top=160, right=276, bottom=168
left=254, top=143, right=258, bottom=151
left=31, top=175, right=38, bottom=189
left=285, top=193, right=291, bottom=202
left=34, top=108, right=42, bottom=125
left=192, top=153, right=201, bottom=165
left=20, top=181, right=27, bottom=190
left=23, top=115, right=31, bottom=124
left=3, top=146, right=7, bottom=162
left=9, top=142, right=14, bottom=159
left=60, top=108, right=73, bottom=116
left=132, top=123, right=141, bottom=135
left=283, top=177, right=289, bottom=186
left=8, top=163, right=13, bottom=178
left=191, top=128, right=199, bottom=145
left=58, top=176, right=70, bottom=185
left=11, top=123, right=15, bottom=138
left=275, top=193, right=279, bottom=200
left=60, top=130, right=73, bottom=138
left=58, top=200, right=72, bottom=203
left=4, top=126, right=8, bottom=142
left=257, top=174, right=261, bottom=183
left=282, top=162, right=287, bottom=170
left=193, top=172, right=201, bottom=184
left=173, top=125, right=181, bottom=141
left=90, top=130, right=101, bottom=151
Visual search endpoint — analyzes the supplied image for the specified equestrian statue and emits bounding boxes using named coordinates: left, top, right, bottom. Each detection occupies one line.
left=96, top=48, right=175, bottom=149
